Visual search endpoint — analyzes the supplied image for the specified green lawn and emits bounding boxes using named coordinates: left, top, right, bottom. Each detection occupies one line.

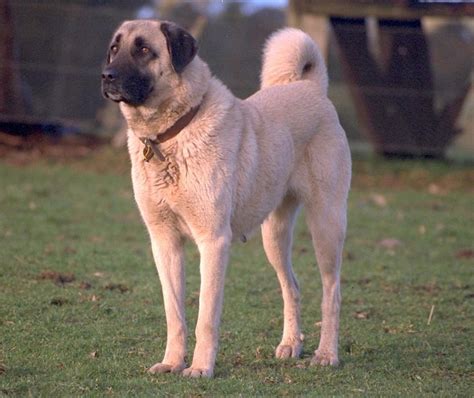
left=1, top=150, right=473, bottom=396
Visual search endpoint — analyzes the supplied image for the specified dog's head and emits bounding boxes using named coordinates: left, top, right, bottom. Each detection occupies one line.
left=101, top=20, right=198, bottom=107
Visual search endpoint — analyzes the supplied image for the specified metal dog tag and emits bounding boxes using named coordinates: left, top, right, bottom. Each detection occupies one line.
left=142, top=138, right=166, bottom=162
left=143, top=144, right=154, bottom=162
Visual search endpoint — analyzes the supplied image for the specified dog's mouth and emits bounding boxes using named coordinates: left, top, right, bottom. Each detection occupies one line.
left=102, top=83, right=154, bottom=106
left=103, top=89, right=125, bottom=103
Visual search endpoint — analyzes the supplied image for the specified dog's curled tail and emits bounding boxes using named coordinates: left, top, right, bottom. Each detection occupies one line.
left=260, top=28, right=328, bottom=93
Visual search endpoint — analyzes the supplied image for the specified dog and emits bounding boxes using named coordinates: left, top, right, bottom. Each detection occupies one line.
left=102, top=20, right=351, bottom=378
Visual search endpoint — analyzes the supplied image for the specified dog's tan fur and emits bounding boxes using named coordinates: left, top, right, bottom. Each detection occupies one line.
left=104, top=21, right=351, bottom=378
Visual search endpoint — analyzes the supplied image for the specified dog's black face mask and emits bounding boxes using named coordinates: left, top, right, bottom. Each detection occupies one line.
left=101, top=33, right=155, bottom=106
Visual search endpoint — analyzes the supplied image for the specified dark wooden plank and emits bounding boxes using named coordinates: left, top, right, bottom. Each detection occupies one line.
left=294, top=0, right=474, bottom=19
left=0, top=0, right=26, bottom=115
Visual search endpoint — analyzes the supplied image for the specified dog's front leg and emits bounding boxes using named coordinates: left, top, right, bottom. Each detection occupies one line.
left=148, top=231, right=187, bottom=374
left=182, top=230, right=231, bottom=378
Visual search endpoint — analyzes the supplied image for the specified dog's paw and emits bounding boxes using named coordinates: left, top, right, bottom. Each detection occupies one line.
left=310, top=350, right=339, bottom=367
left=148, top=362, right=185, bottom=374
left=182, top=367, right=213, bottom=378
left=275, top=341, right=302, bottom=359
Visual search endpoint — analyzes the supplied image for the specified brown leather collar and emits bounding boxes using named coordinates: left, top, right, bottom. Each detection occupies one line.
left=140, top=104, right=200, bottom=162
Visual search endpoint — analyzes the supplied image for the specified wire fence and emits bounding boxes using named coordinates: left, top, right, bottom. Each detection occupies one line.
left=1, top=1, right=139, bottom=129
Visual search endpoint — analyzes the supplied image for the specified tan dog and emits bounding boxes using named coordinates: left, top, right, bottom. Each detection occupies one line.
left=102, top=20, right=351, bottom=378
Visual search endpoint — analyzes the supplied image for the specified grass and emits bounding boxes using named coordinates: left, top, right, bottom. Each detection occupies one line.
left=0, top=149, right=473, bottom=396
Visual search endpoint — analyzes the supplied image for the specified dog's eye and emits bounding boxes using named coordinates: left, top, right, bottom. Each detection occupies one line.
left=141, top=47, right=150, bottom=55
left=110, top=45, right=118, bottom=53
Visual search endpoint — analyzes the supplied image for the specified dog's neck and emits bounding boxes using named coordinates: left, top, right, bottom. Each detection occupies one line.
left=121, top=99, right=194, bottom=139
left=139, top=104, right=201, bottom=162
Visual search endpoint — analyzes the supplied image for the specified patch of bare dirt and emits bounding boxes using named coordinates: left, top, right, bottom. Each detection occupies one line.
left=352, top=159, right=474, bottom=193
left=0, top=129, right=106, bottom=166
left=37, top=270, right=75, bottom=286
left=103, top=283, right=130, bottom=293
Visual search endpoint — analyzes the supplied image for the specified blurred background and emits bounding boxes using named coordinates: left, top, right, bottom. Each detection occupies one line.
left=0, top=0, right=473, bottom=159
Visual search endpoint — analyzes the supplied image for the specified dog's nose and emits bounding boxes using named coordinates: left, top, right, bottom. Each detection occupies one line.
left=102, top=67, right=118, bottom=82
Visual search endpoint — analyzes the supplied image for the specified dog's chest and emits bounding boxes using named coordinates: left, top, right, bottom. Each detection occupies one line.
left=131, top=150, right=209, bottom=236
left=130, top=138, right=181, bottom=189
left=144, top=158, right=180, bottom=189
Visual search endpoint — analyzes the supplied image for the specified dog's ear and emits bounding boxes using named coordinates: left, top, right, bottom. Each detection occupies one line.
left=160, top=22, right=198, bottom=73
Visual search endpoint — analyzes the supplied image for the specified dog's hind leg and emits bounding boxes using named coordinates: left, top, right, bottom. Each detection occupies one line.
left=307, top=205, right=346, bottom=366
left=296, top=125, right=350, bottom=367
left=262, top=194, right=303, bottom=359
left=304, top=185, right=348, bottom=367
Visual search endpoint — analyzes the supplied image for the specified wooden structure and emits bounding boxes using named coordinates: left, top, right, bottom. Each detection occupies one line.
left=290, top=0, right=474, bottom=157
left=0, top=0, right=26, bottom=117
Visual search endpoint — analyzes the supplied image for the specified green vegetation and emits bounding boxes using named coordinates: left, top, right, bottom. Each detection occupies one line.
left=1, top=150, right=473, bottom=396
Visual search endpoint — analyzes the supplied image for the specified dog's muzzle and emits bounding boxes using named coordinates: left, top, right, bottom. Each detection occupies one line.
left=101, top=65, right=153, bottom=106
